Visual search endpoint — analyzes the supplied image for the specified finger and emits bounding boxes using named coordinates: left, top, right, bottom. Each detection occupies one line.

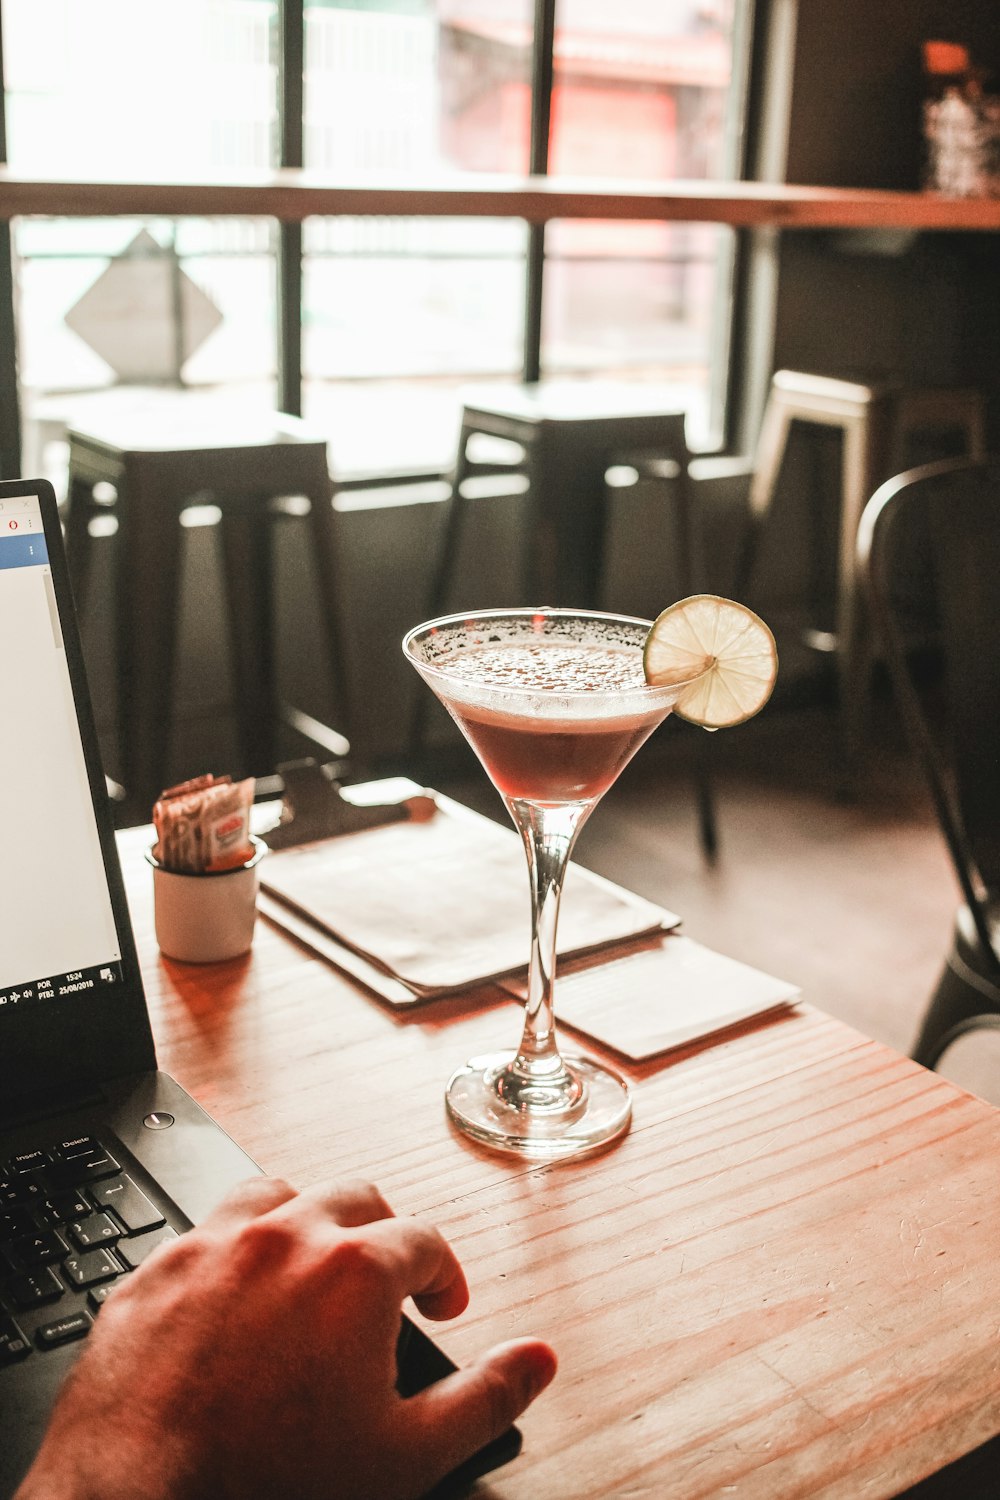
left=399, top=1338, right=557, bottom=1488
left=199, top=1175, right=298, bottom=1230
left=94, top=1177, right=298, bottom=1316
left=359, top=1217, right=470, bottom=1321
left=291, top=1178, right=397, bottom=1229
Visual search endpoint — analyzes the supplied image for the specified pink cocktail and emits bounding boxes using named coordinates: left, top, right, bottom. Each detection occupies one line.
left=404, top=609, right=703, bottom=1158
left=437, top=640, right=669, bottom=804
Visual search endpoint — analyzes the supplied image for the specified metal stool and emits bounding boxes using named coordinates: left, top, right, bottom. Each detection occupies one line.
left=64, top=405, right=350, bottom=824
left=738, top=370, right=986, bottom=773
left=424, top=381, right=706, bottom=614
left=414, top=381, right=719, bottom=859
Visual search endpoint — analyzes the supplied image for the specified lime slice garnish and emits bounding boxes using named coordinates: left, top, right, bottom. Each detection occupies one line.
left=643, top=594, right=777, bottom=728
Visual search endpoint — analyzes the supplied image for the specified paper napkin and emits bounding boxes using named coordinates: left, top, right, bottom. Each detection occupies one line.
left=502, top=933, right=800, bottom=1059
left=260, top=801, right=678, bottom=997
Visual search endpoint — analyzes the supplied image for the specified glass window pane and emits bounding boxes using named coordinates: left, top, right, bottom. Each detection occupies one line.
left=302, top=216, right=526, bottom=473
left=544, top=3, right=746, bottom=443
left=542, top=218, right=734, bottom=441
left=303, top=4, right=533, bottom=467
left=15, top=217, right=277, bottom=480
left=3, top=1, right=278, bottom=173
left=551, top=0, right=741, bottom=179
left=305, top=1, right=533, bottom=175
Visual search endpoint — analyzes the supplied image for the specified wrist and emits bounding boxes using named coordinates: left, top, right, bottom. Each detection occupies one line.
left=15, top=1422, right=207, bottom=1500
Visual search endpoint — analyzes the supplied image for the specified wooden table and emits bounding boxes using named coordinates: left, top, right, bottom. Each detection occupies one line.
left=118, top=811, right=1000, bottom=1499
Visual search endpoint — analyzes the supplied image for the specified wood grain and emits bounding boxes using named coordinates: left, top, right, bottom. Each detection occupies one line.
left=118, top=811, right=1000, bottom=1499
left=3, top=168, right=1000, bottom=230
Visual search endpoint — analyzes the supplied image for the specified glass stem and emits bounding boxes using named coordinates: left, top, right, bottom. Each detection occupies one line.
left=505, top=799, right=590, bottom=1087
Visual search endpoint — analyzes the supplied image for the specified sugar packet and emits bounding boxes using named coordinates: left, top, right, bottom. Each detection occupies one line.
left=153, top=774, right=255, bottom=874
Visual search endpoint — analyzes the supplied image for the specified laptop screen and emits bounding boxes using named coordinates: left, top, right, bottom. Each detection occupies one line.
left=0, top=489, right=124, bottom=1009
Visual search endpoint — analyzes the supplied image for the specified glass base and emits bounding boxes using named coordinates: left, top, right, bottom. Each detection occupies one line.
left=445, top=1051, right=632, bottom=1159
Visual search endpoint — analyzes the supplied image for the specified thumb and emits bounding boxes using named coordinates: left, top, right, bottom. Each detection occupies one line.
left=399, top=1337, right=557, bottom=1492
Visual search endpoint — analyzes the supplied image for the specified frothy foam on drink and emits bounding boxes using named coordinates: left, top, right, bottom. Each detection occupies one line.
left=441, top=641, right=647, bottom=694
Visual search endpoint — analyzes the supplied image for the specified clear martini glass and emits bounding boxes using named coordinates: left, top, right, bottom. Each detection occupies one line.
left=403, top=607, right=704, bottom=1159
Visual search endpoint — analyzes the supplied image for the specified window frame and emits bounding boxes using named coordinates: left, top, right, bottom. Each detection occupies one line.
left=0, top=0, right=759, bottom=475
left=284, top=1, right=756, bottom=443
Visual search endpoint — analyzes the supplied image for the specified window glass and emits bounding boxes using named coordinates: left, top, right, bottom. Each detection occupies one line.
left=304, top=1, right=533, bottom=176
left=550, top=0, right=740, bottom=180
left=3, top=0, right=277, bottom=173
left=302, top=216, right=526, bottom=473
left=4, top=0, right=752, bottom=475
left=3, top=1, right=279, bottom=480
left=544, top=1, right=743, bottom=443
left=542, top=218, right=735, bottom=443
left=16, top=217, right=277, bottom=480
left=303, top=3, right=532, bottom=470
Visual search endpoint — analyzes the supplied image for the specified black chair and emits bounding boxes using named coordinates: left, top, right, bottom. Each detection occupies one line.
left=737, top=371, right=985, bottom=779
left=857, top=455, right=1000, bottom=1070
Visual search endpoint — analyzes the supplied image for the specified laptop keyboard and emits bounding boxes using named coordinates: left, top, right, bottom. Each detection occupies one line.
left=0, top=1134, right=178, bottom=1365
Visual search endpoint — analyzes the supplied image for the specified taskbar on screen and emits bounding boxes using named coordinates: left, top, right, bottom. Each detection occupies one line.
left=0, top=960, right=125, bottom=1008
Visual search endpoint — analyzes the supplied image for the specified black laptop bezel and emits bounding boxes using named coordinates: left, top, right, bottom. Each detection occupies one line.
left=0, top=476, right=156, bottom=1118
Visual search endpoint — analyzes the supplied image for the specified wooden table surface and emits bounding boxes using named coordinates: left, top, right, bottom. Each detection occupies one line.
left=118, top=807, right=1000, bottom=1499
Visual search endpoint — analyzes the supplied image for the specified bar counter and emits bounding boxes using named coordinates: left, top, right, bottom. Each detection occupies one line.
left=2, top=167, right=1000, bottom=229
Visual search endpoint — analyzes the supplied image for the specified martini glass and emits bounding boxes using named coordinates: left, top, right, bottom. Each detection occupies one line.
left=403, top=607, right=704, bottom=1159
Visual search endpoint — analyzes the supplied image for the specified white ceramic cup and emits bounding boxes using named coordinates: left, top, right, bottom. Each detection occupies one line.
left=146, top=836, right=267, bottom=964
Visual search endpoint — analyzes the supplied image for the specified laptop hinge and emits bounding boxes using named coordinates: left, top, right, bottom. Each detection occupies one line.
left=0, top=1087, right=106, bottom=1133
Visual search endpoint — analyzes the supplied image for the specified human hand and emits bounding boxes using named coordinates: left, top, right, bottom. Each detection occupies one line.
left=15, top=1177, right=557, bottom=1500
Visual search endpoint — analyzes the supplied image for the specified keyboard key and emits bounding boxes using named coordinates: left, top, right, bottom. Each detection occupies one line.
left=0, top=1315, right=31, bottom=1364
left=36, top=1311, right=91, bottom=1349
left=91, top=1177, right=165, bottom=1234
left=48, top=1151, right=120, bottom=1189
left=6, top=1230, right=68, bottom=1271
left=68, top=1213, right=121, bottom=1250
left=0, top=1177, right=45, bottom=1209
left=87, top=1282, right=119, bottom=1312
left=8, top=1150, right=47, bottom=1176
left=63, top=1248, right=122, bottom=1289
left=7, top=1267, right=63, bottom=1308
left=116, top=1226, right=178, bottom=1269
left=35, top=1191, right=91, bottom=1228
left=51, top=1136, right=100, bottom=1161
left=0, top=1208, right=34, bottom=1240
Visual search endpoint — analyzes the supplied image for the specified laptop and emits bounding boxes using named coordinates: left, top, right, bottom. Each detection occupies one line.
left=0, top=477, right=519, bottom=1495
